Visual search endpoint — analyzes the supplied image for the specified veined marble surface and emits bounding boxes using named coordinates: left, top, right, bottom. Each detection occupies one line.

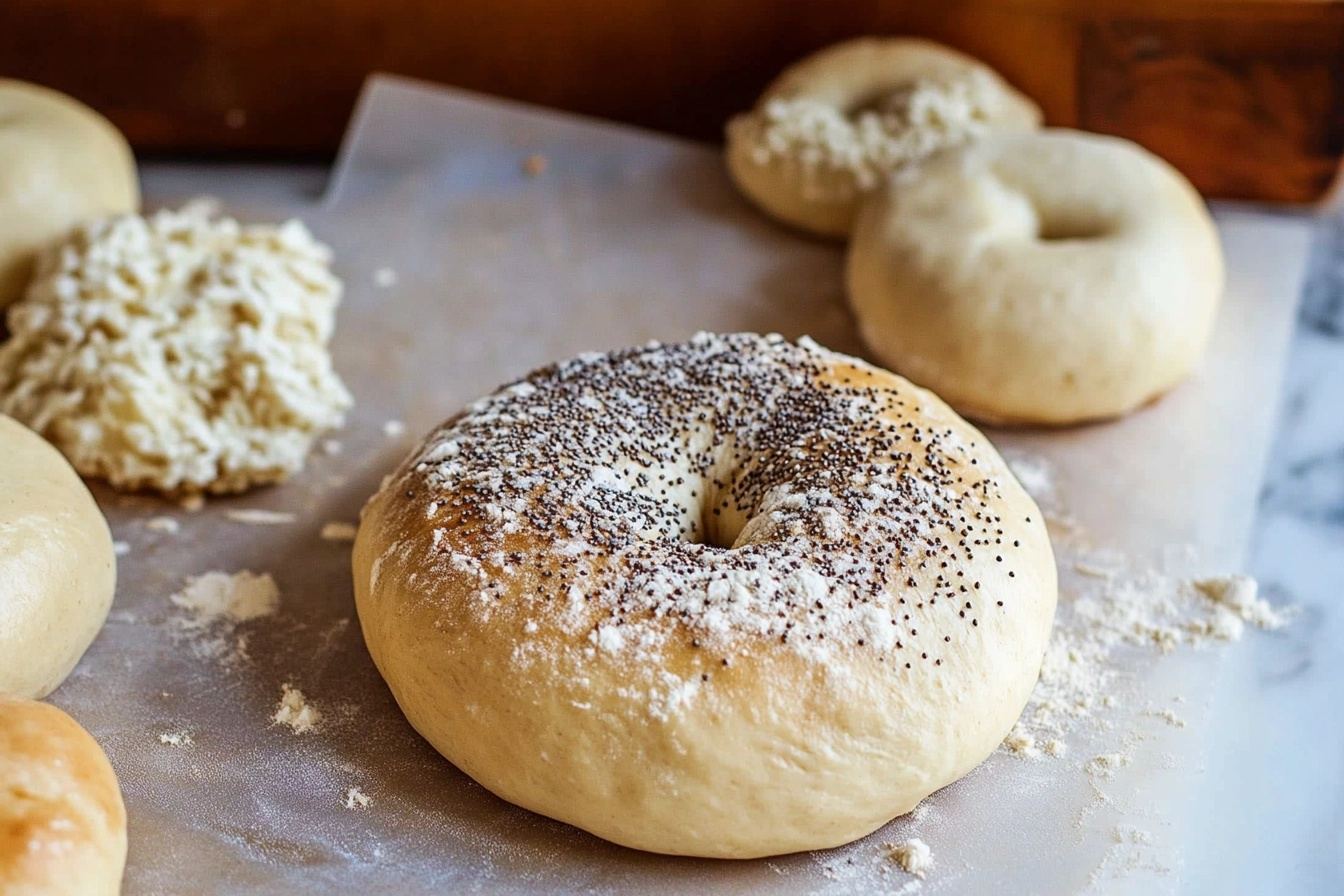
left=1194, top=205, right=1344, bottom=894
left=136, top=164, right=1343, bottom=893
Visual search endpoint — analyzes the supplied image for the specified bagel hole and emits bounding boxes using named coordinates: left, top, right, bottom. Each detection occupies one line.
left=1036, top=214, right=1110, bottom=242
left=698, top=494, right=750, bottom=551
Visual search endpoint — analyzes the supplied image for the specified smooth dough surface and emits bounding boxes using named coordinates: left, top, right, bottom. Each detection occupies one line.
left=0, top=698, right=126, bottom=896
left=847, top=129, right=1225, bottom=425
left=0, top=79, right=139, bottom=310
left=0, top=414, right=116, bottom=698
left=354, top=333, right=1056, bottom=858
left=726, top=37, right=1041, bottom=238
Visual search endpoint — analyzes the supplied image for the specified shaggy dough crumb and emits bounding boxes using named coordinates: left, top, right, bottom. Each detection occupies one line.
left=272, top=683, right=321, bottom=734
left=887, top=838, right=932, bottom=877
left=0, top=201, right=353, bottom=496
left=344, top=786, right=372, bottom=810
left=382, top=419, right=406, bottom=438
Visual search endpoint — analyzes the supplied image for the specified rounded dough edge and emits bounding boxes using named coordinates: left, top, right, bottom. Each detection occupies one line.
left=0, top=79, right=139, bottom=309
left=0, top=414, right=117, bottom=698
left=846, top=128, right=1225, bottom=425
left=353, top=343, right=1057, bottom=857
left=0, top=698, right=127, bottom=896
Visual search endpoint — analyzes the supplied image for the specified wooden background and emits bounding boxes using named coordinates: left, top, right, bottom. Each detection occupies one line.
left=3, top=0, right=1342, bottom=202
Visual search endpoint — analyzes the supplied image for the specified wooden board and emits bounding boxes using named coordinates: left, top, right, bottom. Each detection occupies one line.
left=2, top=0, right=1341, bottom=202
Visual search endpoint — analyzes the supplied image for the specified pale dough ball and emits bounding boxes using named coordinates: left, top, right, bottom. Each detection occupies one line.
left=0, top=80, right=139, bottom=310
left=847, top=129, right=1225, bottom=425
left=0, top=414, right=115, bottom=699
left=726, top=38, right=1041, bottom=238
left=0, top=699, right=127, bottom=896
left=354, top=333, right=1057, bottom=858
left=0, top=202, right=353, bottom=496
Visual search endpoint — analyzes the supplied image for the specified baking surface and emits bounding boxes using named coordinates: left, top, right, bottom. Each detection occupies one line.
left=49, top=76, right=1311, bottom=894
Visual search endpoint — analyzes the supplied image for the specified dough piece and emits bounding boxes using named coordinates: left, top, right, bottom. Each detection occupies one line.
left=354, top=333, right=1057, bottom=858
left=847, top=129, right=1224, bottom=425
left=0, top=699, right=126, bottom=896
left=0, top=202, right=353, bottom=496
left=0, top=80, right=139, bottom=310
left=726, top=38, right=1040, bottom=237
left=0, top=415, right=115, bottom=699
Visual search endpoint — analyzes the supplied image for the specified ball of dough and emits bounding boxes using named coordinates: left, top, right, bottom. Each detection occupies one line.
left=0, top=202, right=352, bottom=496
left=726, top=38, right=1041, bottom=238
left=354, top=333, right=1056, bottom=858
left=0, top=698, right=127, bottom=896
left=0, top=415, right=116, bottom=699
left=847, top=129, right=1225, bottom=425
left=0, top=80, right=139, bottom=311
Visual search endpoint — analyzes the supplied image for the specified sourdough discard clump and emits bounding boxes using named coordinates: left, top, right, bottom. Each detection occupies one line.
left=0, top=201, right=351, bottom=496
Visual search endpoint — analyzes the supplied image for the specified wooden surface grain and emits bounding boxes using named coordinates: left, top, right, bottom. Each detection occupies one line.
left=1, top=0, right=1341, bottom=201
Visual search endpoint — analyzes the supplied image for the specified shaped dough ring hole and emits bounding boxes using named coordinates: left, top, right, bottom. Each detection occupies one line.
left=1035, top=212, right=1113, bottom=242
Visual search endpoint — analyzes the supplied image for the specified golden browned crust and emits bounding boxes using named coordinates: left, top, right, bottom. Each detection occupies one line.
left=0, top=699, right=126, bottom=895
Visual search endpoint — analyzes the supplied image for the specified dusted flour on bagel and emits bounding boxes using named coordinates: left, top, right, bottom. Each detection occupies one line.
left=726, top=38, right=1040, bottom=237
left=847, top=129, right=1224, bottom=425
left=354, top=333, right=1056, bottom=858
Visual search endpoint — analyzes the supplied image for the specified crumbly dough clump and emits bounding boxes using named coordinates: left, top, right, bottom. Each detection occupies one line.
left=0, top=202, right=352, bottom=495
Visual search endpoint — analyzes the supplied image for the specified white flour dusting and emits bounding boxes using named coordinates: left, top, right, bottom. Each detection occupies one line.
left=887, top=838, right=933, bottom=878
left=344, top=786, right=372, bottom=810
left=172, top=571, right=280, bottom=625
left=169, top=571, right=280, bottom=666
left=158, top=730, right=194, bottom=747
left=272, top=683, right=322, bottom=734
left=145, top=516, right=181, bottom=534
left=224, top=509, right=298, bottom=525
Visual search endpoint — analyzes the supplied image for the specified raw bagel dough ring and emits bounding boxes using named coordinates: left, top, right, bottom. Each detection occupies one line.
left=0, top=80, right=139, bottom=310
left=726, top=38, right=1041, bottom=238
left=354, top=333, right=1056, bottom=858
left=847, top=129, right=1225, bottom=426
left=0, top=414, right=116, bottom=698
left=0, top=698, right=127, bottom=895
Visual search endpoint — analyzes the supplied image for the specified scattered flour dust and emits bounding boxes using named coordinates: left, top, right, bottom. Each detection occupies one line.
left=1010, top=568, right=1293, bottom=757
left=145, top=516, right=181, bottom=534
left=344, top=786, right=372, bottom=810
left=272, top=683, right=322, bottom=734
left=887, top=838, right=933, bottom=878
left=172, top=571, right=280, bottom=625
left=169, top=570, right=280, bottom=665
left=158, top=730, right=194, bottom=748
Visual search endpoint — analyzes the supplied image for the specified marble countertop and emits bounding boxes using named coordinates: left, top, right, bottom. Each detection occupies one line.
left=136, top=163, right=1344, bottom=893
left=1195, top=203, right=1344, bottom=893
